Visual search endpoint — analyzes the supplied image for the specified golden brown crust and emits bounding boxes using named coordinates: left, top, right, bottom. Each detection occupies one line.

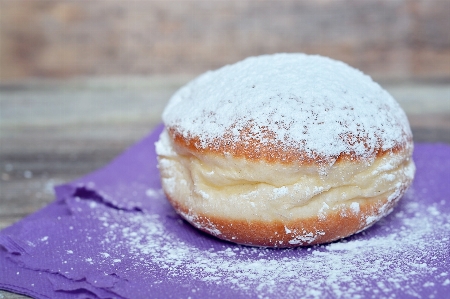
left=165, top=190, right=403, bottom=248
left=168, top=126, right=411, bottom=166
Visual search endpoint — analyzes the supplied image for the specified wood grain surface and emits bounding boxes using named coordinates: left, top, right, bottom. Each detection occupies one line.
left=1, top=0, right=450, bottom=81
left=0, top=77, right=449, bottom=298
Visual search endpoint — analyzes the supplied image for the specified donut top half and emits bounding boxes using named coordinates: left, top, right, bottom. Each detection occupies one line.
left=162, top=53, right=413, bottom=167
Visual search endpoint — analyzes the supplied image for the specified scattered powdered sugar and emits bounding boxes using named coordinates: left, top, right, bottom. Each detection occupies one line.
left=145, top=188, right=164, bottom=198
left=163, top=53, right=412, bottom=161
left=287, top=230, right=326, bottom=245
left=272, top=186, right=289, bottom=198
left=350, top=202, right=360, bottom=214
left=95, top=187, right=449, bottom=299
left=317, top=202, right=330, bottom=221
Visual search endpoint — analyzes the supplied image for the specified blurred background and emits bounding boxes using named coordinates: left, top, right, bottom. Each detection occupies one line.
left=0, top=1, right=449, bottom=297
left=1, top=0, right=449, bottom=81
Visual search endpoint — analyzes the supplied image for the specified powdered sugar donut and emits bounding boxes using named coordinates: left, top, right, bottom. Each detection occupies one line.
left=155, top=53, right=415, bottom=247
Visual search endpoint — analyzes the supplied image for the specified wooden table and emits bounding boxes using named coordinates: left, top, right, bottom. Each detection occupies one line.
left=1, top=77, right=449, bottom=298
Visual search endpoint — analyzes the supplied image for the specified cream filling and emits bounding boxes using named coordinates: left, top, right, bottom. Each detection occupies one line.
left=155, top=129, right=415, bottom=222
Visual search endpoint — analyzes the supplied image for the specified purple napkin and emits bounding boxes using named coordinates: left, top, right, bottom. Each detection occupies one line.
left=1, top=125, right=449, bottom=299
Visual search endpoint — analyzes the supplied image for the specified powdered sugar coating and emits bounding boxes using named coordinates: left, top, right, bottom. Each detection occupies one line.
left=163, top=53, right=412, bottom=163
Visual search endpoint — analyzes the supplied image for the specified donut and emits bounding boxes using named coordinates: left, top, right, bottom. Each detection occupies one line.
left=155, top=53, right=415, bottom=247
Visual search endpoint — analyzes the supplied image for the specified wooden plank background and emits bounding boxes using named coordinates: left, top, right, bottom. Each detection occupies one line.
left=1, top=0, right=449, bottom=82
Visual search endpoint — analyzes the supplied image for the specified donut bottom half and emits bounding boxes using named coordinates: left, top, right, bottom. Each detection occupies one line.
left=164, top=189, right=407, bottom=248
left=157, top=165, right=414, bottom=247
left=156, top=131, right=415, bottom=248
